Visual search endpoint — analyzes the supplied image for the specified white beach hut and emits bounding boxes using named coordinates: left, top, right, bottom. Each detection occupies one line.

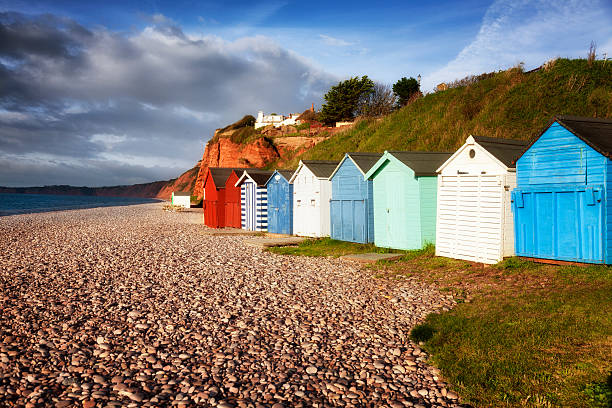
left=290, top=160, right=339, bottom=237
left=171, top=192, right=191, bottom=208
left=435, top=135, right=527, bottom=264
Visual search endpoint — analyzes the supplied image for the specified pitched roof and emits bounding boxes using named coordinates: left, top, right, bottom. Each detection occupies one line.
left=276, top=170, right=295, bottom=180
left=237, top=169, right=275, bottom=187
left=172, top=192, right=191, bottom=196
left=301, top=160, right=340, bottom=178
left=555, top=115, right=612, bottom=158
left=472, top=135, right=528, bottom=167
left=207, top=167, right=250, bottom=188
left=347, top=152, right=383, bottom=174
left=387, top=151, right=453, bottom=176
left=513, top=116, right=612, bottom=164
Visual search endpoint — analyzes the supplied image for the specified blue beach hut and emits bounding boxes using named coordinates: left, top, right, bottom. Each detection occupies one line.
left=329, top=152, right=382, bottom=243
left=512, top=116, right=612, bottom=264
left=265, top=170, right=295, bottom=235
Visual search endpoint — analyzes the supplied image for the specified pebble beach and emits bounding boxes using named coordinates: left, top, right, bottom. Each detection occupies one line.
left=0, top=203, right=462, bottom=408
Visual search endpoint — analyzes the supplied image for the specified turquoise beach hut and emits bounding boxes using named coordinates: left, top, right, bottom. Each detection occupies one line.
left=329, top=152, right=382, bottom=243
left=364, top=151, right=452, bottom=250
left=513, top=115, right=612, bottom=264
left=265, top=170, right=295, bottom=235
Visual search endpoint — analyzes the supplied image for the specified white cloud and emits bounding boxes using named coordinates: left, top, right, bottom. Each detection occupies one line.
left=90, top=133, right=127, bottom=151
left=319, top=34, right=356, bottom=47
left=422, top=0, right=612, bottom=91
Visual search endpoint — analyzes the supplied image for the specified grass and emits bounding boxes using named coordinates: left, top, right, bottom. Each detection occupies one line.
left=267, top=237, right=403, bottom=257
left=284, top=59, right=612, bottom=168
left=273, top=237, right=612, bottom=406
left=370, top=248, right=612, bottom=407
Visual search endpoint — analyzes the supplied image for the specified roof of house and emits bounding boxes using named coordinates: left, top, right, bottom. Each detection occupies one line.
left=472, top=135, right=528, bottom=167
left=386, top=151, right=453, bottom=176
left=516, top=116, right=612, bottom=163
left=236, top=169, right=275, bottom=187
left=301, top=160, right=340, bottom=178
left=207, top=167, right=249, bottom=188
left=172, top=192, right=191, bottom=196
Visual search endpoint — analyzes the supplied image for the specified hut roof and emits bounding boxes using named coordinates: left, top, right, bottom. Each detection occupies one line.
left=264, top=169, right=295, bottom=186
left=329, top=152, right=383, bottom=179
left=172, top=192, right=191, bottom=196
left=207, top=168, right=249, bottom=188
left=387, top=151, right=453, bottom=176
left=236, top=169, right=275, bottom=187
left=472, top=136, right=528, bottom=167
left=555, top=116, right=612, bottom=158
left=515, top=116, right=612, bottom=164
left=301, top=160, right=340, bottom=178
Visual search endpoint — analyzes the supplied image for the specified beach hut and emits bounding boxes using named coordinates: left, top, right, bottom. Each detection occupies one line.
left=224, top=169, right=244, bottom=228
left=235, top=169, right=274, bottom=231
left=328, top=152, right=382, bottom=243
left=202, top=167, right=247, bottom=228
left=290, top=160, right=339, bottom=237
left=364, top=151, right=452, bottom=250
left=435, top=135, right=528, bottom=264
left=171, top=191, right=191, bottom=209
left=265, top=170, right=295, bottom=235
left=512, top=116, right=612, bottom=264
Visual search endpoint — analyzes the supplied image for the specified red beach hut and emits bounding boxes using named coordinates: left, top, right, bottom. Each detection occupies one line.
left=224, top=170, right=243, bottom=228
left=203, top=168, right=246, bottom=228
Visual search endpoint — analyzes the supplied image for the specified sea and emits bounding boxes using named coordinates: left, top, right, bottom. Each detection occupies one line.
left=0, top=193, right=160, bottom=217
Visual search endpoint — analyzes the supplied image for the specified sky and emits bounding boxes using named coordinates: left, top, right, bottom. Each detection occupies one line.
left=0, top=0, right=611, bottom=187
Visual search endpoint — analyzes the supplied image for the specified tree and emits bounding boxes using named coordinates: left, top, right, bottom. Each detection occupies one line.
left=356, top=83, right=396, bottom=118
left=318, top=76, right=374, bottom=125
left=393, top=77, right=420, bottom=107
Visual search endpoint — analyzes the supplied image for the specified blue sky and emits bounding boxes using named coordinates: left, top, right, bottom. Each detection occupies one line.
left=0, top=0, right=611, bottom=186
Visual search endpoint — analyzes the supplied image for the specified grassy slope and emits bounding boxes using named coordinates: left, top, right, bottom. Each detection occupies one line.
left=290, top=59, right=612, bottom=167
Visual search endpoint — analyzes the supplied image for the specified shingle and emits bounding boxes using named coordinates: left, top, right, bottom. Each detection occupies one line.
left=387, top=151, right=453, bottom=176
left=302, top=160, right=340, bottom=178
left=472, top=136, right=528, bottom=167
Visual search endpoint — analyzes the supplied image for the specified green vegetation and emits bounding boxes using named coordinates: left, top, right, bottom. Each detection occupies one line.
left=318, top=75, right=375, bottom=125
left=229, top=126, right=260, bottom=144
left=393, top=76, right=420, bottom=107
left=218, top=114, right=256, bottom=133
left=267, top=237, right=402, bottom=257
left=292, top=59, right=611, bottom=167
left=368, top=247, right=612, bottom=408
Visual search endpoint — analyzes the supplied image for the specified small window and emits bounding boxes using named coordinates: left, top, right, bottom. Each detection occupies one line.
left=469, top=149, right=476, bottom=158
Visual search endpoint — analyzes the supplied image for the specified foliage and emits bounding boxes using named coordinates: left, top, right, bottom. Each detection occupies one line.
left=297, top=109, right=319, bottom=122
left=393, top=77, right=420, bottom=107
left=218, top=114, right=256, bottom=133
left=289, top=59, right=612, bottom=167
left=318, top=76, right=375, bottom=125
left=589, top=87, right=611, bottom=117
left=357, top=82, right=396, bottom=117
left=229, top=126, right=259, bottom=144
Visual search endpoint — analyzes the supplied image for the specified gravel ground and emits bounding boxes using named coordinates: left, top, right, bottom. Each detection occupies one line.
left=0, top=203, right=462, bottom=408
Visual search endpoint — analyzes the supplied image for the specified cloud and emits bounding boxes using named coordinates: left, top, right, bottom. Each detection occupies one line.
left=319, top=34, right=355, bottom=47
left=422, top=0, right=612, bottom=91
left=0, top=11, right=336, bottom=187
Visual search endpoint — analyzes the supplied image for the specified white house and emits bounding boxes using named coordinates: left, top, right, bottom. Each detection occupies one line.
left=255, top=111, right=302, bottom=129
left=290, top=160, right=338, bottom=237
left=435, top=135, right=527, bottom=264
left=171, top=192, right=191, bottom=208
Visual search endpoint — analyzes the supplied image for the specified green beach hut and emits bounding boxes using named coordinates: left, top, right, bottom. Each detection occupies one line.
left=364, top=151, right=452, bottom=250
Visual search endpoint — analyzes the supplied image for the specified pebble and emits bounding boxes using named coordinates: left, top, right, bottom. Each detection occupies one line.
left=0, top=204, right=462, bottom=407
